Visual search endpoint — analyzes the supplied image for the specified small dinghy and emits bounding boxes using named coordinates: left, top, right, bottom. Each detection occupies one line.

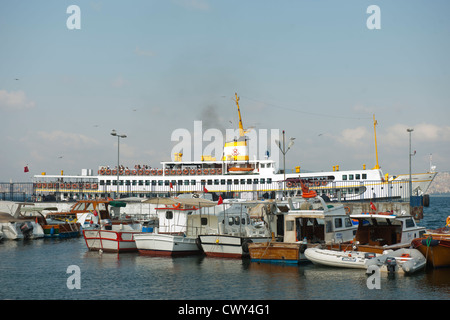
left=365, top=248, right=426, bottom=274
left=304, top=248, right=378, bottom=269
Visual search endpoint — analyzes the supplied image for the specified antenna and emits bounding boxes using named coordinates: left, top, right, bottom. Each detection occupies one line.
left=372, top=114, right=380, bottom=169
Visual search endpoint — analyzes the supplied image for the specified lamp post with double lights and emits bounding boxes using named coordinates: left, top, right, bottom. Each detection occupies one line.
left=277, top=130, right=295, bottom=193
left=110, top=129, right=127, bottom=199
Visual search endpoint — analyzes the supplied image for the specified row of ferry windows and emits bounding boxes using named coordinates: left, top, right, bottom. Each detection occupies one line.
left=99, top=178, right=273, bottom=186
left=342, top=173, right=367, bottom=181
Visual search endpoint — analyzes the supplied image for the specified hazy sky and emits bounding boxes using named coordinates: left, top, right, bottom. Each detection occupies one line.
left=1, top=0, right=449, bottom=182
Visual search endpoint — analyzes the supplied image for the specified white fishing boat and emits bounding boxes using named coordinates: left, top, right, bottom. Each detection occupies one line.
left=0, top=211, right=27, bottom=240
left=198, top=201, right=274, bottom=258
left=32, top=95, right=436, bottom=203
left=134, top=196, right=218, bottom=256
left=82, top=200, right=147, bottom=253
left=248, top=190, right=358, bottom=264
left=365, top=248, right=426, bottom=274
left=304, top=248, right=378, bottom=269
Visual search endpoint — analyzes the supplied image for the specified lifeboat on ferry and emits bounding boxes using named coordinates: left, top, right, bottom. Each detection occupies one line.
left=228, top=167, right=255, bottom=174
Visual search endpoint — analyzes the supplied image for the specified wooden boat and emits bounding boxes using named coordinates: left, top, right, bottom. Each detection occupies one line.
left=365, top=248, right=426, bottom=274
left=411, top=218, right=450, bottom=268
left=248, top=193, right=358, bottom=264
left=134, top=196, right=217, bottom=256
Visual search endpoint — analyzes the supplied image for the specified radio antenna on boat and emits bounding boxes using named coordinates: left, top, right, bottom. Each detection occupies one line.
left=373, top=114, right=380, bottom=169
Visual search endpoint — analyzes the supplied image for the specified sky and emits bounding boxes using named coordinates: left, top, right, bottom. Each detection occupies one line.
left=1, top=0, right=449, bottom=182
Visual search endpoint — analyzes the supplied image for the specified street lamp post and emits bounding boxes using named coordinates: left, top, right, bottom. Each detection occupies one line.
left=111, top=129, right=127, bottom=199
left=277, top=130, right=295, bottom=193
left=407, top=128, right=414, bottom=200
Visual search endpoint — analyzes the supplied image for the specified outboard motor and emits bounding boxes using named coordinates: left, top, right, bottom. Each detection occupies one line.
left=20, top=221, right=34, bottom=239
left=385, top=257, right=397, bottom=274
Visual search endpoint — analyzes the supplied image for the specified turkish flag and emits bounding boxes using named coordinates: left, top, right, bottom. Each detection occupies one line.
left=203, top=186, right=208, bottom=193
left=24, top=166, right=29, bottom=173
left=170, top=182, right=173, bottom=189
left=370, top=202, right=377, bottom=211
left=218, top=196, right=223, bottom=205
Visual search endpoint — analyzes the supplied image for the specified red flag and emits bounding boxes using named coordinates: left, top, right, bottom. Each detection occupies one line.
left=218, top=196, right=223, bottom=205
left=24, top=166, right=29, bottom=173
left=170, top=182, right=173, bottom=189
left=370, top=202, right=376, bottom=211
left=203, top=186, right=208, bottom=193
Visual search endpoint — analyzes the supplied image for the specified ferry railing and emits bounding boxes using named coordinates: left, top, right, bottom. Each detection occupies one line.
left=26, top=178, right=413, bottom=203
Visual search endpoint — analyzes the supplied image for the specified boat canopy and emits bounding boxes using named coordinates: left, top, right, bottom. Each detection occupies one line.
left=109, top=201, right=127, bottom=208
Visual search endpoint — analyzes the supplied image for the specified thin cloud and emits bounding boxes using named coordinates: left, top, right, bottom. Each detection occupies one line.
left=0, top=89, right=35, bottom=111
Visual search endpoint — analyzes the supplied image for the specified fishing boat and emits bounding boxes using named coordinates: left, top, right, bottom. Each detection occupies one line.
left=197, top=201, right=275, bottom=258
left=0, top=211, right=30, bottom=240
left=32, top=95, right=436, bottom=203
left=365, top=248, right=426, bottom=274
left=304, top=248, right=377, bottom=269
left=19, top=205, right=81, bottom=238
left=134, top=196, right=218, bottom=256
left=248, top=186, right=358, bottom=264
left=341, top=211, right=427, bottom=254
left=82, top=200, right=147, bottom=253
left=411, top=217, right=450, bottom=268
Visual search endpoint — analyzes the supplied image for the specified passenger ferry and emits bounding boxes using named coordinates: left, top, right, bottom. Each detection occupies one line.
left=33, top=94, right=436, bottom=202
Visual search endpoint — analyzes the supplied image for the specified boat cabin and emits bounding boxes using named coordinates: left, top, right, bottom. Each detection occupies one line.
left=350, top=213, right=426, bottom=249
left=276, top=196, right=357, bottom=244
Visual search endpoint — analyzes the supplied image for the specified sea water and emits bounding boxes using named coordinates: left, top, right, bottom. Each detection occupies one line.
left=1, top=197, right=449, bottom=301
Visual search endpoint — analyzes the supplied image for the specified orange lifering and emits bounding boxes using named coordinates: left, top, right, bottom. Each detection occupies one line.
left=125, top=170, right=130, bottom=175
left=158, top=170, right=163, bottom=175
left=204, top=169, right=209, bottom=175
left=315, top=181, right=320, bottom=186
left=151, top=170, right=156, bottom=175
left=100, top=170, right=105, bottom=175
left=72, top=184, right=78, bottom=189
left=145, top=170, right=150, bottom=175
left=85, top=183, right=90, bottom=189
left=171, top=170, right=176, bottom=175
left=183, top=169, right=189, bottom=175
left=37, top=183, right=42, bottom=188
left=210, top=169, right=215, bottom=174
left=190, top=169, right=196, bottom=175
left=217, top=168, right=222, bottom=174
left=286, top=181, right=293, bottom=188
left=165, top=169, right=170, bottom=175
left=197, top=169, right=202, bottom=175
left=66, top=183, right=71, bottom=189
left=106, top=170, right=111, bottom=175
left=177, top=170, right=182, bottom=175
left=92, top=184, right=98, bottom=189
left=132, top=170, right=137, bottom=175
left=139, top=170, right=144, bottom=175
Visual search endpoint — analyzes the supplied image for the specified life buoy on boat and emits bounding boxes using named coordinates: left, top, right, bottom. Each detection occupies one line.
left=197, top=169, right=202, bottom=175
left=145, top=170, right=150, bottom=175
left=446, top=216, right=450, bottom=227
left=217, top=168, right=222, bottom=174
left=210, top=169, right=215, bottom=174
left=132, top=170, right=137, bottom=175
left=183, top=169, right=189, bottom=175
left=190, top=169, right=196, bottom=175
left=139, top=170, right=144, bottom=175
left=106, top=170, right=111, bottom=175
left=151, top=170, right=156, bottom=175
left=177, top=170, right=182, bottom=175
left=165, top=169, right=170, bottom=175
left=204, top=169, right=209, bottom=175
left=158, top=170, right=163, bottom=175
left=286, top=181, right=293, bottom=188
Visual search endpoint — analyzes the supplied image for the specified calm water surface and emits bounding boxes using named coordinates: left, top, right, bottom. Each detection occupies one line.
left=1, top=197, right=450, bottom=301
